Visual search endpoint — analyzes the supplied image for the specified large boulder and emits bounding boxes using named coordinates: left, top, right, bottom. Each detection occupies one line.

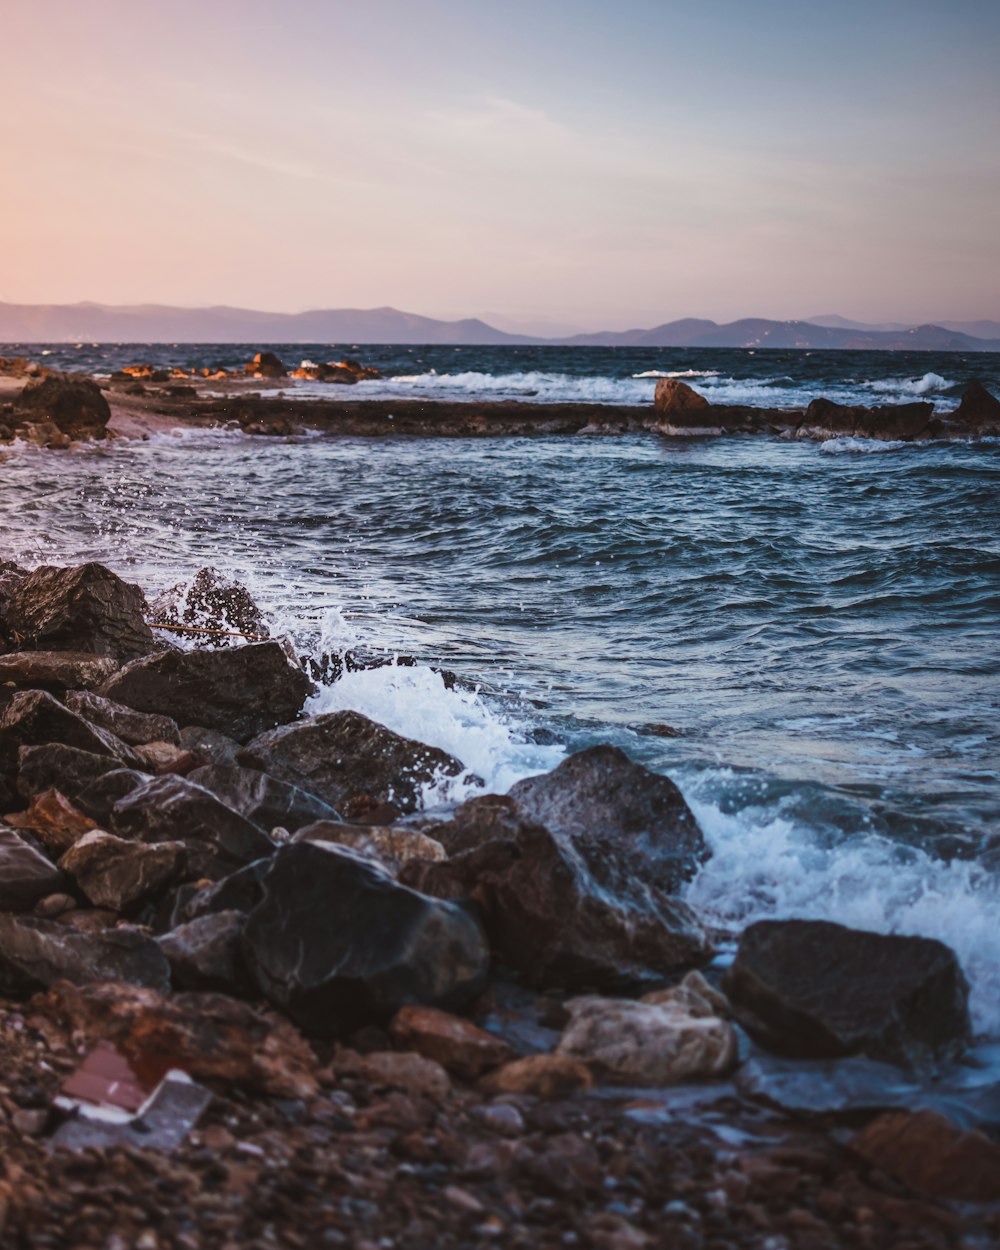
left=0, top=913, right=170, bottom=995
left=241, top=841, right=490, bottom=1035
left=15, top=373, right=111, bottom=439
left=723, top=919, right=971, bottom=1071
left=65, top=690, right=180, bottom=746
left=244, top=351, right=286, bottom=379
left=100, top=641, right=311, bottom=741
left=187, top=764, right=342, bottom=833
left=0, top=652, right=119, bottom=693
left=800, top=398, right=933, bottom=441
left=1, top=689, right=139, bottom=766
left=4, top=563, right=154, bottom=659
left=237, top=709, right=466, bottom=814
left=148, top=567, right=270, bottom=641
left=60, top=829, right=186, bottom=911
left=949, top=379, right=1000, bottom=432
left=0, top=824, right=66, bottom=909
left=16, top=744, right=134, bottom=803
left=653, top=379, right=711, bottom=417
left=110, top=774, right=275, bottom=881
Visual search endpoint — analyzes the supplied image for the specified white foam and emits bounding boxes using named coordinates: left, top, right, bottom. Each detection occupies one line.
left=631, top=369, right=722, bottom=380
left=866, top=371, right=953, bottom=399
left=820, top=437, right=912, bottom=455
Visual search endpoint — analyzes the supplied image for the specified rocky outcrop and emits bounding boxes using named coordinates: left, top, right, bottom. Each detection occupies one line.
left=148, top=567, right=270, bottom=641
left=238, top=710, right=466, bottom=814
left=244, top=351, right=286, bottom=379
left=948, top=379, right=1000, bottom=432
left=60, top=829, right=186, bottom=910
left=798, top=398, right=934, bottom=441
left=110, top=774, right=275, bottom=880
left=4, top=563, right=154, bottom=659
left=289, top=358, right=380, bottom=383
left=0, top=652, right=119, bottom=693
left=241, top=841, right=489, bottom=1035
left=0, top=913, right=170, bottom=995
left=101, top=641, right=311, bottom=742
left=14, top=373, right=111, bottom=439
left=652, top=378, right=715, bottom=428
left=723, top=919, right=971, bottom=1070
left=187, top=764, right=342, bottom=833
left=65, top=690, right=180, bottom=746
left=0, top=825, right=66, bottom=909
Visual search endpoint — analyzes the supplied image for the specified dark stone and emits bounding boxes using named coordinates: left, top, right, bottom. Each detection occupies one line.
left=0, top=825, right=65, bottom=910
left=0, top=652, right=119, bottom=693
left=0, top=913, right=170, bottom=995
left=65, top=690, right=180, bottom=746
left=187, top=763, right=342, bottom=833
left=16, top=743, right=131, bottom=803
left=653, top=379, right=711, bottom=417
left=158, top=910, right=247, bottom=991
left=242, top=841, right=489, bottom=1036
left=60, top=829, right=186, bottom=910
left=100, top=641, right=312, bottom=742
left=166, top=860, right=270, bottom=928
left=178, top=725, right=241, bottom=766
left=723, top=919, right=972, bottom=1071
left=15, top=373, right=111, bottom=438
left=4, top=563, right=154, bottom=659
left=800, top=397, right=867, bottom=434
left=244, top=351, right=286, bottom=378
left=856, top=402, right=934, bottom=440
left=110, top=774, right=275, bottom=880
left=1, top=689, right=139, bottom=768
left=950, top=379, right=1000, bottom=430
left=148, top=567, right=270, bottom=642
left=237, top=710, right=465, bottom=814
left=74, top=768, right=150, bottom=823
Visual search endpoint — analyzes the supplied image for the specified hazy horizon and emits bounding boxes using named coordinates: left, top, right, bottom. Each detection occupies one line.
left=3, top=0, right=998, bottom=330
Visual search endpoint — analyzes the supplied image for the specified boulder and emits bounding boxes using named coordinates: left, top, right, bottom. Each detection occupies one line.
left=148, top=567, right=270, bottom=640
left=74, top=769, right=150, bottom=823
left=1, top=689, right=139, bottom=766
left=949, top=379, right=1000, bottom=431
left=4, top=787, right=96, bottom=856
left=293, top=820, right=446, bottom=874
left=723, top=919, right=971, bottom=1070
left=653, top=379, right=711, bottom=417
left=389, top=1004, right=513, bottom=1080
left=0, top=913, right=170, bottom=995
left=4, top=563, right=154, bottom=659
left=237, top=709, right=466, bottom=814
left=851, top=1109, right=1000, bottom=1203
left=187, top=764, right=342, bottom=833
left=60, top=829, right=186, bottom=911
left=241, top=841, right=489, bottom=1035
left=855, top=401, right=934, bottom=441
left=100, top=641, right=312, bottom=742
left=0, top=824, right=66, bottom=909
left=157, top=910, right=247, bottom=992
left=110, top=774, right=275, bottom=881
left=167, top=859, right=270, bottom=928
left=244, top=351, right=286, bottom=379
left=178, top=725, right=241, bottom=766
left=15, top=373, right=110, bottom=438
left=65, top=690, right=180, bottom=746
left=0, top=652, right=119, bottom=693
left=16, top=743, right=131, bottom=803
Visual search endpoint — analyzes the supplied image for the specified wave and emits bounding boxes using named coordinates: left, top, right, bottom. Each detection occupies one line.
left=631, top=369, right=721, bottom=379
left=820, top=437, right=913, bottom=455
left=865, top=371, right=954, bottom=398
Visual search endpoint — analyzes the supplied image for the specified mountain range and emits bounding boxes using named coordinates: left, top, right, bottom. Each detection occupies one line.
left=1, top=301, right=998, bottom=351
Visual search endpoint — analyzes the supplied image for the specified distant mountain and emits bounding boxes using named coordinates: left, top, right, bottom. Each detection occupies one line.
left=808, top=313, right=1000, bottom=340
left=1, top=302, right=998, bottom=351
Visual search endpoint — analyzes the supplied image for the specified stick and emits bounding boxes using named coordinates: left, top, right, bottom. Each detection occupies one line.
left=148, top=622, right=271, bottom=642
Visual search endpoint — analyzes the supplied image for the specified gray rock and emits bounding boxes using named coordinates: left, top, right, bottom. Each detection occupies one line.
left=65, top=690, right=180, bottom=746
left=1, top=689, right=139, bottom=766
left=0, top=913, right=170, bottom=995
left=158, top=909, right=247, bottom=991
left=187, top=763, right=342, bottom=833
left=178, top=725, right=241, bottom=766
left=16, top=744, right=134, bottom=804
left=0, top=825, right=65, bottom=910
left=60, top=829, right=186, bottom=910
left=75, top=768, right=151, bottom=823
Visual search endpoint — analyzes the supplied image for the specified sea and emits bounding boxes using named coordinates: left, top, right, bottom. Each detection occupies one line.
left=3, top=343, right=999, bottom=1038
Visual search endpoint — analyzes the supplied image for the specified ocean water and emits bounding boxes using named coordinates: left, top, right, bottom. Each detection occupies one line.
left=2, top=345, right=1000, bottom=1034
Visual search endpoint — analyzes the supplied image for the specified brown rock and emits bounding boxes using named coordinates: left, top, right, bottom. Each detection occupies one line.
left=148, top=567, right=270, bottom=642
left=851, top=1109, right=1000, bottom=1202
left=132, top=741, right=202, bottom=775
left=340, top=1049, right=452, bottom=1101
left=1, top=688, right=140, bottom=766
left=65, top=690, right=180, bottom=746
left=0, top=652, right=119, bottom=693
left=60, top=829, right=186, bottom=910
left=293, top=821, right=445, bottom=873
left=653, top=378, right=711, bottom=415
left=4, top=787, right=96, bottom=855
left=244, top=351, right=286, bottom=379
left=389, top=1004, right=513, bottom=1079
left=480, top=1054, right=593, bottom=1099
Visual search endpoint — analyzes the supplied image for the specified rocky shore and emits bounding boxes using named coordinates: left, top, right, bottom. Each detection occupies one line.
left=1, top=354, right=999, bottom=447
left=1, top=559, right=999, bottom=1248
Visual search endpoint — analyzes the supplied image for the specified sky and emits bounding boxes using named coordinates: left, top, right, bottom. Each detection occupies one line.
left=2, top=0, right=998, bottom=333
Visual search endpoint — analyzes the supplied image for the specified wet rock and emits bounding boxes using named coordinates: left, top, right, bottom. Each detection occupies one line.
left=0, top=913, right=170, bottom=994
left=101, top=641, right=312, bottom=741
left=149, top=567, right=270, bottom=641
left=734, top=1053, right=928, bottom=1120
left=480, top=1054, right=594, bottom=1098
left=653, top=379, right=711, bottom=417
left=15, top=373, right=111, bottom=438
left=0, top=651, right=119, bottom=693
left=723, top=919, right=971, bottom=1070
left=158, top=909, right=247, bottom=991
left=168, top=859, right=270, bottom=927
left=555, top=986, right=738, bottom=1085
left=949, top=379, right=1000, bottom=431
left=293, top=820, right=445, bottom=873
left=74, top=768, right=150, bottom=823
left=1, top=688, right=140, bottom=765
left=242, top=841, right=489, bottom=1035
left=187, top=764, right=342, bottom=833
left=851, top=1109, right=1000, bottom=1202
left=4, top=562, right=154, bottom=659
left=0, top=825, right=66, bottom=909
left=110, top=774, right=275, bottom=880
left=855, top=401, right=934, bottom=440
left=132, top=740, right=202, bottom=775
left=238, top=709, right=466, bottom=814
left=178, top=724, right=241, bottom=766
left=65, top=689, right=180, bottom=746
left=16, top=743, right=129, bottom=803
left=35, top=980, right=319, bottom=1096
left=389, top=1004, right=514, bottom=1080
left=244, top=351, right=286, bottom=379
left=4, top=787, right=97, bottom=855
left=60, top=829, right=186, bottom=910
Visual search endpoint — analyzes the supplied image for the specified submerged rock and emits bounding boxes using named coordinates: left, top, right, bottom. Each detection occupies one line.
left=101, top=641, right=312, bottom=741
left=0, top=824, right=66, bottom=910
left=65, top=690, right=181, bottom=746
left=723, top=919, right=971, bottom=1071
left=242, top=841, right=489, bottom=1035
left=238, top=709, right=466, bottom=814
left=60, top=829, right=186, bottom=910
left=187, top=763, right=342, bottom=833
left=0, top=913, right=170, bottom=994
left=4, top=563, right=154, bottom=659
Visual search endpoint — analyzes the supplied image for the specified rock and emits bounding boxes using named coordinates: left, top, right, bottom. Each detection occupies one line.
left=241, top=841, right=489, bottom=1035
left=244, top=351, right=286, bottom=379
left=110, top=774, right=275, bottom=880
left=341, top=1049, right=452, bottom=1101
left=237, top=709, right=466, bottom=814
left=157, top=910, right=247, bottom=991
left=4, top=563, right=154, bottom=659
left=653, top=379, right=711, bottom=417
left=34, top=892, right=77, bottom=917
left=168, top=859, right=270, bottom=927
left=555, top=991, right=738, bottom=1086
left=34, top=980, right=319, bottom=1097
left=74, top=768, right=150, bottom=823
left=0, top=652, right=119, bottom=693
left=389, top=1004, right=513, bottom=1080
left=480, top=1054, right=594, bottom=1099
left=0, top=825, right=66, bottom=909
left=65, top=690, right=180, bottom=746
left=0, top=913, right=170, bottom=994
left=187, top=764, right=343, bottom=833
left=293, top=820, right=446, bottom=873
left=60, top=829, right=186, bottom=910
left=101, top=641, right=312, bottom=742
left=855, top=402, right=934, bottom=440
left=1, top=689, right=140, bottom=765
left=16, top=743, right=130, bottom=803
left=148, top=567, right=270, bottom=641
left=723, top=919, right=971, bottom=1071
left=132, top=741, right=202, bottom=775
left=949, top=379, right=1000, bottom=431
left=178, top=725, right=241, bottom=766
left=4, top=787, right=96, bottom=855
left=15, top=373, right=110, bottom=438
left=851, top=1109, right=1000, bottom=1202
